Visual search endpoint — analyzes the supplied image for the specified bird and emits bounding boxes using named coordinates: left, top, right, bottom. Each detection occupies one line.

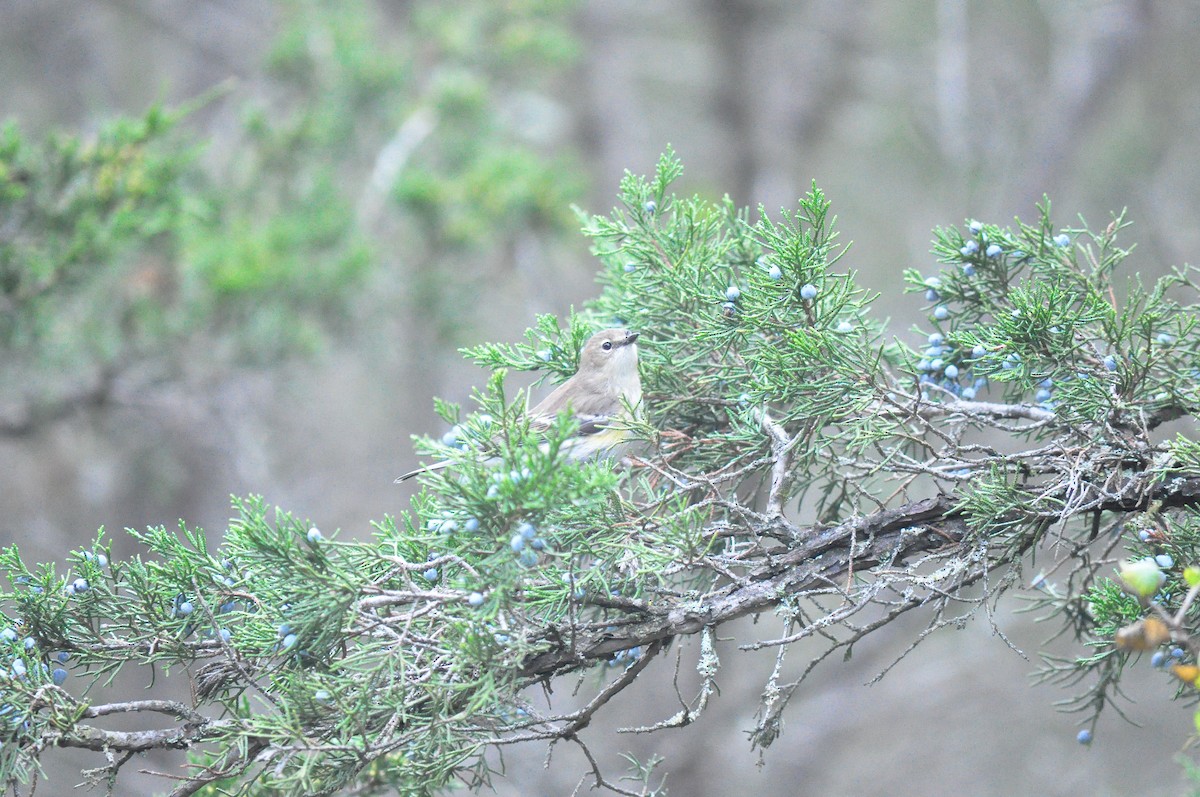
left=395, top=328, right=642, bottom=482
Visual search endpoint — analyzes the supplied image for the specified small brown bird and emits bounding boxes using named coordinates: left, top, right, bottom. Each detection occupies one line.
left=395, top=328, right=642, bottom=482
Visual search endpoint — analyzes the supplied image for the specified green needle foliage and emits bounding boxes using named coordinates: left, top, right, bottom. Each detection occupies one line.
left=6, top=149, right=1200, bottom=795
left=0, top=109, right=192, bottom=423
left=0, top=0, right=586, bottom=435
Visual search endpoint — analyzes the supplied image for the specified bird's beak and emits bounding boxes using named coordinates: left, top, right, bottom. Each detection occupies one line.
left=624, top=331, right=640, bottom=346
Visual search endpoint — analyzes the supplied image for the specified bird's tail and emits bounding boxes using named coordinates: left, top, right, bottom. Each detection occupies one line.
left=394, top=459, right=453, bottom=483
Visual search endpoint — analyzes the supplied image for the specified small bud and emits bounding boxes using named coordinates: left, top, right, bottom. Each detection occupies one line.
left=1113, top=617, right=1170, bottom=651
left=1117, top=557, right=1166, bottom=599
left=1171, top=663, right=1200, bottom=685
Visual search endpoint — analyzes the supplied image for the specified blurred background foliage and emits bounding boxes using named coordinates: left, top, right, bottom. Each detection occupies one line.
left=1, top=0, right=587, bottom=435
left=3, top=0, right=1200, bottom=794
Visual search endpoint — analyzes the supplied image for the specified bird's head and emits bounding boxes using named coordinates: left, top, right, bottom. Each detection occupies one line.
left=578, top=328, right=640, bottom=383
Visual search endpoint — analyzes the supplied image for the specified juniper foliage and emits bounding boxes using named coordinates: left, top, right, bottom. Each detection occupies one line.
left=4, top=149, right=1200, bottom=794
left=0, top=0, right=585, bottom=436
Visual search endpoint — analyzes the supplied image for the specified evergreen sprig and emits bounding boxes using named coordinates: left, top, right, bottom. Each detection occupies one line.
left=6, top=150, right=1200, bottom=794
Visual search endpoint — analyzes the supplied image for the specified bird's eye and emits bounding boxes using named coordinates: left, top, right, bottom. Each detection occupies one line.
left=602, top=341, right=613, bottom=351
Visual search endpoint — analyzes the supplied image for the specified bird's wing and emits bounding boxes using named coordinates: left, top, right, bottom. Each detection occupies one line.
left=526, top=377, right=577, bottom=419
left=399, top=375, right=632, bottom=482
left=528, top=373, right=624, bottom=421
left=527, top=412, right=612, bottom=436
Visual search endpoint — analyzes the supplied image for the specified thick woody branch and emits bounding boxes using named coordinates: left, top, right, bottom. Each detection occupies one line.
left=83, top=699, right=207, bottom=724
left=757, top=408, right=797, bottom=518
left=48, top=717, right=236, bottom=753
left=519, top=494, right=963, bottom=677
left=520, top=474, right=1200, bottom=679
